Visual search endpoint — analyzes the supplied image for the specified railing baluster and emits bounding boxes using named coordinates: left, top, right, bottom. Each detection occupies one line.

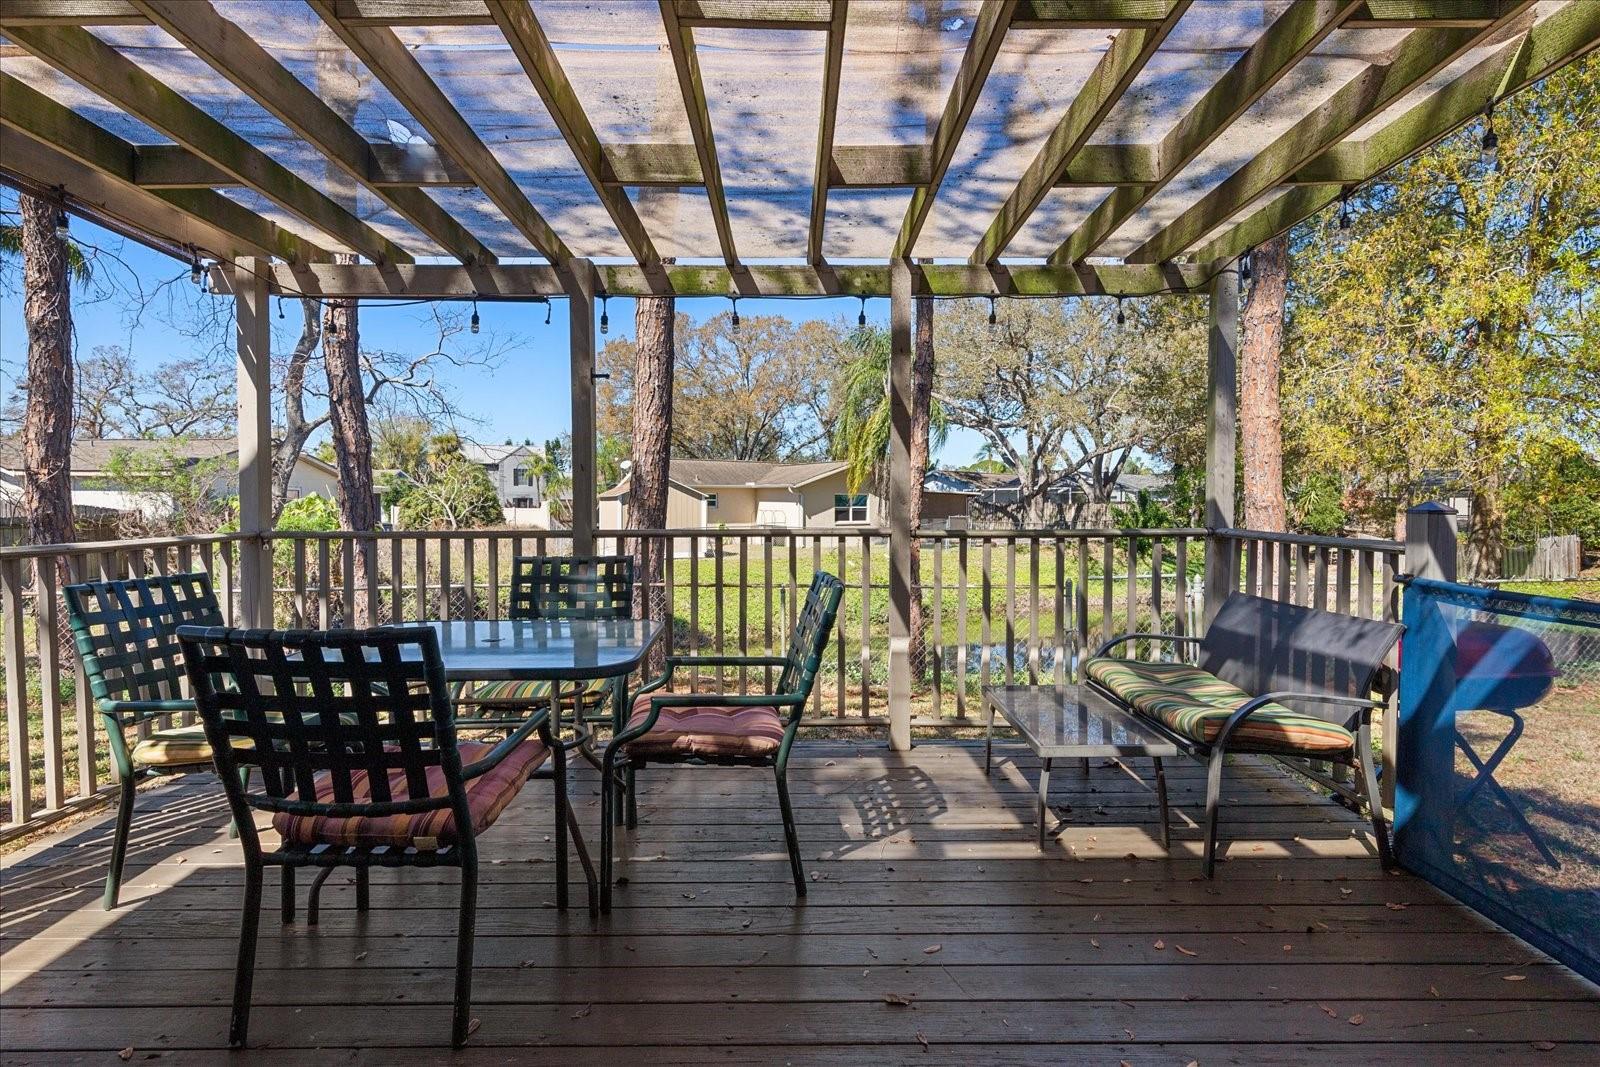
left=1052, top=537, right=1065, bottom=686
left=1151, top=538, right=1164, bottom=647
left=859, top=534, right=871, bottom=718
left=713, top=534, right=725, bottom=681
left=1075, top=536, right=1089, bottom=681
left=414, top=536, right=428, bottom=619
left=810, top=534, right=823, bottom=717
left=462, top=536, right=477, bottom=623
left=979, top=536, right=992, bottom=700
left=291, top=538, right=307, bottom=627
left=439, top=536, right=453, bottom=622
left=33, top=559, right=65, bottom=811
left=1005, top=537, right=1017, bottom=687
left=737, top=535, right=749, bottom=695
left=688, top=534, right=700, bottom=695
left=1276, top=541, right=1292, bottom=602
left=1027, top=536, right=1041, bottom=684
left=664, top=533, right=677, bottom=662
left=3, top=556, right=33, bottom=824
left=69, top=553, right=97, bottom=798
left=317, top=537, right=332, bottom=628
left=487, top=536, right=500, bottom=621
left=1125, top=535, right=1138, bottom=657
left=1100, top=538, right=1114, bottom=648
left=1335, top=547, right=1351, bottom=618
left=932, top=535, right=944, bottom=718
left=956, top=533, right=969, bottom=718
left=835, top=534, right=846, bottom=717
left=390, top=534, right=404, bottom=624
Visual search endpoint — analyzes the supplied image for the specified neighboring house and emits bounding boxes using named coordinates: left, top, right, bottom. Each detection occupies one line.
left=459, top=443, right=543, bottom=509
left=599, top=459, right=975, bottom=533
left=938, top=468, right=1174, bottom=527
left=0, top=437, right=339, bottom=522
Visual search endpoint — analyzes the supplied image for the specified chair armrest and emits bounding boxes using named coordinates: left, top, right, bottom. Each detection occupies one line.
left=666, top=654, right=789, bottom=669
left=1214, top=690, right=1383, bottom=750
left=1091, top=634, right=1201, bottom=659
left=100, top=698, right=197, bottom=724
left=459, top=706, right=549, bottom=780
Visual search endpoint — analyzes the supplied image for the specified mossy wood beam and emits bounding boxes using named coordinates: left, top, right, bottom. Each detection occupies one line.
left=971, top=0, right=1188, bottom=264
left=211, top=261, right=1218, bottom=301
left=1047, top=0, right=1359, bottom=267
left=306, top=0, right=573, bottom=264
left=131, top=0, right=491, bottom=266
left=0, top=74, right=322, bottom=263
left=4, top=23, right=411, bottom=265
left=807, top=1, right=848, bottom=264
left=659, top=0, right=740, bottom=267
left=894, top=0, right=1019, bottom=259
left=1198, top=0, right=1600, bottom=263
left=489, top=2, right=660, bottom=268
left=1125, top=0, right=1536, bottom=263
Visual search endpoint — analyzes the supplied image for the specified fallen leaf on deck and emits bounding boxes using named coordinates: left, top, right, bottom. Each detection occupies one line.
left=467, top=1018, right=481, bottom=1036
left=354, top=952, right=367, bottom=961
left=1123, top=1028, right=1135, bottom=1039
left=1384, top=902, right=1409, bottom=911
left=571, top=1005, right=592, bottom=1019
left=1428, top=986, right=1440, bottom=997
left=1175, top=945, right=1198, bottom=957
left=923, top=944, right=942, bottom=954
left=118, top=1050, right=134, bottom=1062
left=915, top=1031, right=929, bottom=1052
left=1532, top=1041, right=1556, bottom=1051
left=1503, top=974, right=1527, bottom=982
left=883, top=993, right=916, bottom=1007
left=1348, top=1014, right=1365, bottom=1026
left=1090, top=939, right=1101, bottom=949
left=1319, top=1004, right=1338, bottom=1018
left=1153, top=939, right=1166, bottom=950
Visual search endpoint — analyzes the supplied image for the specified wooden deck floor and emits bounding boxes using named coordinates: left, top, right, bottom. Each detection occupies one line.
left=3, top=740, right=1597, bottom=1064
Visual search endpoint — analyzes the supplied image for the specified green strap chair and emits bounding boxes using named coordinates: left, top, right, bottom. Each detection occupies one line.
left=450, top=555, right=635, bottom=752
left=63, top=572, right=228, bottom=909
left=600, top=571, right=844, bottom=912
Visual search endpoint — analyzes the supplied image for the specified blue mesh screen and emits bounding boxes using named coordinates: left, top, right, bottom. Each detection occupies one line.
left=1396, top=577, right=1599, bottom=983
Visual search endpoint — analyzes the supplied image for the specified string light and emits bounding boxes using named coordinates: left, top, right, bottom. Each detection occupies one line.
left=987, top=295, right=997, bottom=327
left=1338, top=187, right=1352, bottom=232
left=544, top=299, right=552, bottom=326
left=189, top=248, right=202, bottom=286
left=857, top=296, right=867, bottom=328
left=1241, top=250, right=1252, bottom=283
left=277, top=296, right=284, bottom=319
left=326, top=305, right=338, bottom=337
left=53, top=197, right=69, bottom=240
left=469, top=296, right=480, bottom=334
left=730, top=296, right=740, bottom=331
left=1115, top=296, right=1126, bottom=327
left=599, top=294, right=609, bottom=335
left=1480, top=102, right=1499, bottom=164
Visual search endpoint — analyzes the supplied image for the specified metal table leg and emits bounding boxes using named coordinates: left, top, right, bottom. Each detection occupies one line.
left=985, top=695, right=996, bottom=775
left=1036, top=757, right=1052, bottom=851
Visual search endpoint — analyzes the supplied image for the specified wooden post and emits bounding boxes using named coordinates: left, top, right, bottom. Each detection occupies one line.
left=1201, top=261, right=1239, bottom=630
left=234, top=256, right=272, bottom=627
left=1405, top=502, right=1459, bottom=582
left=565, top=258, right=597, bottom=556
left=885, top=258, right=914, bottom=751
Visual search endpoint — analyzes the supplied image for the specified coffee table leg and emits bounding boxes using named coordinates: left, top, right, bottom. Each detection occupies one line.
left=1153, top=756, right=1171, bottom=851
left=1036, top=758, right=1052, bottom=850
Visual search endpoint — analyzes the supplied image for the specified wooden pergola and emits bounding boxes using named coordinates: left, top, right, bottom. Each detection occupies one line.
left=2, top=0, right=1596, bottom=746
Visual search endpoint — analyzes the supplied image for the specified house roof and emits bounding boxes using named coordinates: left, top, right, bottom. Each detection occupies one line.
left=0, top=437, right=337, bottom=477
left=460, top=442, right=534, bottom=467
left=604, top=459, right=983, bottom=500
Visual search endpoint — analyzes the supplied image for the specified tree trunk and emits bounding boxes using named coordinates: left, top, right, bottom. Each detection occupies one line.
left=271, top=298, right=324, bottom=522
left=1466, top=476, right=1505, bottom=580
left=629, top=284, right=675, bottom=675
left=1240, top=234, right=1288, bottom=532
left=908, top=294, right=934, bottom=676
left=19, top=193, right=74, bottom=555
left=323, top=253, right=376, bottom=624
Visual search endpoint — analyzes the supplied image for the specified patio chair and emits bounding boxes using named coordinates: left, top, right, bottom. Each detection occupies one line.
left=450, top=555, right=635, bottom=751
left=176, top=623, right=594, bottom=1048
left=63, top=571, right=230, bottom=910
left=1085, top=593, right=1403, bottom=877
left=600, top=571, right=844, bottom=912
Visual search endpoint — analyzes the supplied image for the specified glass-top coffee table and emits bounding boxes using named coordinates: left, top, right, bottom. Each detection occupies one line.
left=984, top=685, right=1182, bottom=851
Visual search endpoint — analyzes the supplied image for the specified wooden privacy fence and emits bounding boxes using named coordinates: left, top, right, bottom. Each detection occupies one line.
left=1501, top=534, right=1583, bottom=581
left=2, top=525, right=1405, bottom=839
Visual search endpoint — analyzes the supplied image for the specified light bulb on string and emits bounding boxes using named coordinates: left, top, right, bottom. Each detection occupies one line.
left=54, top=206, right=69, bottom=241
left=1241, top=250, right=1252, bottom=283
left=277, top=297, right=285, bottom=320
left=1480, top=102, right=1499, bottom=165
left=599, top=295, right=609, bottom=335
left=858, top=296, right=867, bottom=328
left=326, top=305, right=338, bottom=337
left=470, top=296, right=480, bottom=334
left=988, top=295, right=997, bottom=327
left=1338, top=188, right=1352, bottom=232
left=731, top=296, right=740, bottom=331
left=544, top=299, right=552, bottom=326
left=1115, top=296, right=1126, bottom=327
left=190, top=249, right=203, bottom=286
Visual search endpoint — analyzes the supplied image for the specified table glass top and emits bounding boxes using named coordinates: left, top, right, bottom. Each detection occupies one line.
left=985, top=685, right=1182, bottom=756
left=404, top=619, right=663, bottom=681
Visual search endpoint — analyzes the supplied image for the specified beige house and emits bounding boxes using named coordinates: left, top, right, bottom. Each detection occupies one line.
left=599, top=459, right=973, bottom=535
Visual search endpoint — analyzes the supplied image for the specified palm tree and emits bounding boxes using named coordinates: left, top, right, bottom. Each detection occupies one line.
left=830, top=324, right=947, bottom=495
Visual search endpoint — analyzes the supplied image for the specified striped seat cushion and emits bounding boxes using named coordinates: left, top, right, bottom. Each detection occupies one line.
left=1085, top=658, right=1355, bottom=755
left=130, top=724, right=252, bottom=768
left=448, top=676, right=612, bottom=707
left=270, top=739, right=548, bottom=850
left=622, top=694, right=786, bottom=761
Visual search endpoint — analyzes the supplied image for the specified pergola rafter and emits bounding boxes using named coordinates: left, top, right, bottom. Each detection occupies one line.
left=658, top=0, right=739, bottom=269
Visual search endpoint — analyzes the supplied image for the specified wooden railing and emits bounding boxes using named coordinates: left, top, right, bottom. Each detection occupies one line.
left=2, top=523, right=1407, bottom=838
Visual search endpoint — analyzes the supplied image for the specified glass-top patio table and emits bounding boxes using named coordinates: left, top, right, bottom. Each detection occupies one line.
left=412, top=618, right=663, bottom=685
left=984, top=684, right=1182, bottom=851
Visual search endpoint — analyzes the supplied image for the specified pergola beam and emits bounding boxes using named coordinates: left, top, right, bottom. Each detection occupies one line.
left=1049, top=0, right=1357, bottom=266
left=0, top=70, right=325, bottom=263
left=131, top=0, right=492, bottom=266
left=5, top=23, right=412, bottom=265
left=1126, top=1, right=1535, bottom=263
left=210, top=260, right=1219, bottom=300
left=895, top=0, right=1019, bottom=259
left=659, top=0, right=740, bottom=266
left=306, top=0, right=573, bottom=263
left=489, top=2, right=660, bottom=268
left=972, top=0, right=1187, bottom=264
left=807, top=0, right=848, bottom=264
left=1198, top=0, right=1600, bottom=263
left=122, top=143, right=474, bottom=189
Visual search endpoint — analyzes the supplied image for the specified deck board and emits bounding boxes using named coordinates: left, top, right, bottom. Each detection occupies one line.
left=3, top=741, right=1596, bottom=1062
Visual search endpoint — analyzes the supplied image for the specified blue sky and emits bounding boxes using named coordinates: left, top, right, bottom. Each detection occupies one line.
left=0, top=206, right=984, bottom=465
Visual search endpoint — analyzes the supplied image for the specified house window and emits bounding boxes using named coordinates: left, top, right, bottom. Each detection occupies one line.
left=706, top=493, right=718, bottom=509
left=512, top=467, right=532, bottom=486
left=834, top=493, right=868, bottom=523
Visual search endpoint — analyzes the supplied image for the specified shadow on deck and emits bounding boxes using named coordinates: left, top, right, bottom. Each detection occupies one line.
left=2, top=740, right=1597, bottom=1063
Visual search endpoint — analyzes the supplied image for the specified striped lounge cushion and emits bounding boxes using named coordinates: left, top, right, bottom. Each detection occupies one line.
left=448, top=676, right=612, bottom=706
left=622, top=694, right=786, bottom=761
left=130, top=723, right=252, bottom=768
left=270, top=739, right=548, bottom=850
left=1085, top=658, right=1355, bottom=756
